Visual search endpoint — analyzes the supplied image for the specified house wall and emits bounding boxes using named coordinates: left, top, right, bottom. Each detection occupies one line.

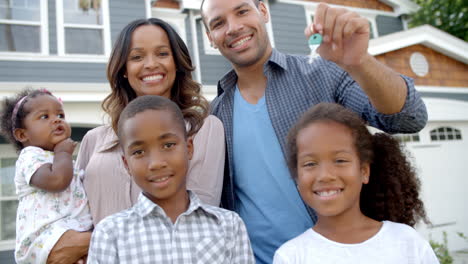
left=376, top=45, right=468, bottom=87
left=196, top=22, right=232, bottom=86
left=109, top=0, right=146, bottom=43
left=0, top=61, right=107, bottom=82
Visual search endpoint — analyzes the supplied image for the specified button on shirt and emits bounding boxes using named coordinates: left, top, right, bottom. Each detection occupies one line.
left=87, top=191, right=255, bottom=264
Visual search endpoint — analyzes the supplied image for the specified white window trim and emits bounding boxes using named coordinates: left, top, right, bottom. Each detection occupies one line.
left=189, top=10, right=202, bottom=83
left=304, top=5, right=379, bottom=39
left=145, top=0, right=152, bottom=19
left=0, top=0, right=49, bottom=56
left=0, top=145, right=18, bottom=251
left=151, top=8, right=187, bottom=44
left=55, top=0, right=111, bottom=57
left=199, top=0, right=275, bottom=56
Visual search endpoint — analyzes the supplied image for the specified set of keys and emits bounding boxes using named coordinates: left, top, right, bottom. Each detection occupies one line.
left=308, top=33, right=323, bottom=64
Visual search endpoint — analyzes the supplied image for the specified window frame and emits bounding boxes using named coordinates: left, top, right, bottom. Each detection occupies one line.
left=0, top=144, right=18, bottom=251
left=151, top=8, right=187, bottom=44
left=0, top=0, right=49, bottom=56
left=55, top=0, right=111, bottom=57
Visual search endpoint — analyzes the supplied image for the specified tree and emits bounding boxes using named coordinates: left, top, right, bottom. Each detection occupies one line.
left=408, top=0, right=468, bottom=41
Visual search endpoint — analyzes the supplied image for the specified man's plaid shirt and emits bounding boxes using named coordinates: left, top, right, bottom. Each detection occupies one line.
left=87, top=191, right=254, bottom=263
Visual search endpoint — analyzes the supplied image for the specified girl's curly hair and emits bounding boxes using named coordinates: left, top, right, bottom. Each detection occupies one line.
left=287, top=103, right=428, bottom=227
left=0, top=88, right=53, bottom=152
left=103, top=18, right=208, bottom=137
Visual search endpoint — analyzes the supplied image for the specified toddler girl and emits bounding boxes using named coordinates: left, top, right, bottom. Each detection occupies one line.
left=273, top=103, right=438, bottom=263
left=1, top=89, right=92, bottom=264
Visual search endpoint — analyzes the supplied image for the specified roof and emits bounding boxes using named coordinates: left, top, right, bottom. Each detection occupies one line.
left=369, top=25, right=468, bottom=64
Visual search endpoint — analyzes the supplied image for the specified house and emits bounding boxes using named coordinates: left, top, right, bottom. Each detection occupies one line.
left=0, top=0, right=466, bottom=262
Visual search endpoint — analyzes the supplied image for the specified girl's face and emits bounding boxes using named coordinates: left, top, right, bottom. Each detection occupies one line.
left=15, top=95, right=71, bottom=151
left=295, top=121, right=369, bottom=219
left=125, top=25, right=177, bottom=99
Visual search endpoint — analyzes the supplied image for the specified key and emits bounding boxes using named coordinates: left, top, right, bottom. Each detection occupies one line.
left=308, top=33, right=323, bottom=64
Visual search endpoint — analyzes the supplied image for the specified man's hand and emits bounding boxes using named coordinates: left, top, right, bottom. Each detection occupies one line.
left=47, top=230, right=92, bottom=264
left=304, top=2, right=370, bottom=68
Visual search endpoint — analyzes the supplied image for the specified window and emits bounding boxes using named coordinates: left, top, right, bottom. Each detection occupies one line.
left=0, top=157, right=17, bottom=247
left=394, top=133, right=420, bottom=143
left=0, top=0, right=48, bottom=53
left=56, top=0, right=110, bottom=56
left=430, top=127, right=462, bottom=141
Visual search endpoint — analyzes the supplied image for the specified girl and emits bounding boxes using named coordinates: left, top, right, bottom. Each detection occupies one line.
left=0, top=89, right=92, bottom=264
left=273, top=103, right=438, bottom=263
left=75, top=18, right=225, bottom=226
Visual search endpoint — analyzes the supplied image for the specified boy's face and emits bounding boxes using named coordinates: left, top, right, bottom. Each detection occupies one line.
left=121, top=109, right=193, bottom=206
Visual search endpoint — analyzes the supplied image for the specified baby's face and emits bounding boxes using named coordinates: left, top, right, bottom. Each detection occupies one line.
left=20, top=95, right=71, bottom=151
left=121, top=109, right=193, bottom=206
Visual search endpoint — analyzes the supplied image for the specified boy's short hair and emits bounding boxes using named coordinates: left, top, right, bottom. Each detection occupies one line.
left=117, top=95, right=187, bottom=143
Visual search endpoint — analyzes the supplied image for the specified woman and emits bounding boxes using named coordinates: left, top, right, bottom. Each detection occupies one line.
left=76, top=18, right=225, bottom=227
left=48, top=17, right=225, bottom=263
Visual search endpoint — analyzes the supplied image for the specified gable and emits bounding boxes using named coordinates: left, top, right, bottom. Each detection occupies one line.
left=376, top=45, right=468, bottom=87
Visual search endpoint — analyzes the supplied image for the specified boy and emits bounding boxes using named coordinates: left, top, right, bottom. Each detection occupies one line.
left=87, top=95, right=254, bottom=263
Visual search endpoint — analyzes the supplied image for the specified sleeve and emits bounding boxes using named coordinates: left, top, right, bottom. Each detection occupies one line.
left=17, top=147, right=51, bottom=184
left=75, top=129, right=96, bottom=172
left=186, top=115, right=225, bottom=206
left=273, top=251, right=292, bottom=264
left=420, top=241, right=440, bottom=264
left=231, top=213, right=255, bottom=264
left=87, top=220, right=118, bottom=263
left=331, top=62, right=428, bottom=134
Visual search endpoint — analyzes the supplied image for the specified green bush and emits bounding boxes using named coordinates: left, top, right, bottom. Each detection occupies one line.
left=430, top=231, right=453, bottom=264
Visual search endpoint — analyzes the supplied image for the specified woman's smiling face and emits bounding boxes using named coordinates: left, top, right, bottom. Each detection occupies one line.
left=125, top=25, right=177, bottom=98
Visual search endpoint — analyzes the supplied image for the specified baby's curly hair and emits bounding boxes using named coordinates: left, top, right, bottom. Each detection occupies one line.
left=287, top=103, right=428, bottom=227
left=0, top=88, right=53, bottom=152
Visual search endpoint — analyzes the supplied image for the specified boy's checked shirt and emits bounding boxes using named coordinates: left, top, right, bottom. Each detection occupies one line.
left=87, top=191, right=254, bottom=263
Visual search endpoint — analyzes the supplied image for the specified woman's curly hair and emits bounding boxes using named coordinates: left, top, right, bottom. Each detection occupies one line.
left=0, top=88, right=53, bottom=152
left=103, top=18, right=208, bottom=137
left=287, top=103, right=428, bottom=227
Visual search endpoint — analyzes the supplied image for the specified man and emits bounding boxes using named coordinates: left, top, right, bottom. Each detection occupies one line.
left=201, top=0, right=427, bottom=263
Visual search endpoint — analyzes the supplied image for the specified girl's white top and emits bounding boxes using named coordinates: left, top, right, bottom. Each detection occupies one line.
left=273, top=221, right=439, bottom=264
left=15, top=146, right=92, bottom=264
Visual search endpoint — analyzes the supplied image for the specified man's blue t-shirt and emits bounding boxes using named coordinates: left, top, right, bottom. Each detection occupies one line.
left=232, top=87, right=313, bottom=264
